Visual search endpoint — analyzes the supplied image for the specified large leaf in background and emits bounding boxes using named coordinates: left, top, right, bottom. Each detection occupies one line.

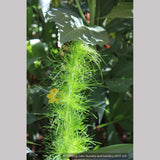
left=106, top=78, right=133, bottom=93
left=110, top=60, right=133, bottom=79
left=95, top=0, right=117, bottom=25
left=106, top=2, right=133, bottom=19
left=78, top=144, right=133, bottom=160
left=110, top=97, right=133, bottom=132
left=87, top=143, right=133, bottom=153
left=90, top=87, right=107, bottom=124
left=105, top=18, right=133, bottom=33
left=96, top=0, right=117, bottom=18
left=106, top=124, right=122, bottom=145
left=45, top=8, right=109, bottom=47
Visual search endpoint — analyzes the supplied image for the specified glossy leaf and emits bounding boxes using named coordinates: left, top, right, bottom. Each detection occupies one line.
left=45, top=8, right=109, bottom=47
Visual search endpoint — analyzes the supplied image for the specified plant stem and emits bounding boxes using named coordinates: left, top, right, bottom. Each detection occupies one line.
left=88, top=0, right=96, bottom=25
left=97, top=115, right=132, bottom=128
left=75, top=0, right=90, bottom=26
left=110, top=95, right=123, bottom=119
left=96, top=0, right=100, bottom=25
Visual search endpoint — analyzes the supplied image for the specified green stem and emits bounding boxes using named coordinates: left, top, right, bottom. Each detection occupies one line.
left=96, top=0, right=100, bottom=25
left=88, top=0, right=96, bottom=25
left=97, top=119, right=121, bottom=128
left=97, top=114, right=132, bottom=128
left=110, top=95, right=123, bottom=119
left=75, top=0, right=90, bottom=26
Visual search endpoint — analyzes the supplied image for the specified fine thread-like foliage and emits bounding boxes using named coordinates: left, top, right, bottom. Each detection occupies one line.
left=44, top=41, right=101, bottom=160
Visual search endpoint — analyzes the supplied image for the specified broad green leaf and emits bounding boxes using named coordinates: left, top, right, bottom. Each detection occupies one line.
left=95, top=0, right=117, bottom=25
left=59, top=1, right=80, bottom=15
left=106, top=2, right=133, bottom=19
left=110, top=98, right=133, bottom=132
left=106, top=124, right=122, bottom=145
left=110, top=61, right=133, bottom=78
left=105, top=18, right=133, bottom=33
left=106, top=78, right=133, bottom=92
left=45, top=8, right=109, bottom=47
left=84, top=144, right=133, bottom=158
left=118, top=119, right=133, bottom=132
left=111, top=98, right=133, bottom=116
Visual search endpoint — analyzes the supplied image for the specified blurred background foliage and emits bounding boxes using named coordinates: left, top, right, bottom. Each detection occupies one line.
left=27, top=0, right=133, bottom=159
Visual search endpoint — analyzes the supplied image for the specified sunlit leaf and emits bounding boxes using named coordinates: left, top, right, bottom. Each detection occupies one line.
left=45, top=8, right=109, bottom=47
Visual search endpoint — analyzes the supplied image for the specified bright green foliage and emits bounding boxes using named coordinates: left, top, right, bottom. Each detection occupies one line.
left=44, top=41, right=101, bottom=160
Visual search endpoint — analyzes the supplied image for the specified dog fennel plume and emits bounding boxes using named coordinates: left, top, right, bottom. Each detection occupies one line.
left=45, top=41, right=101, bottom=160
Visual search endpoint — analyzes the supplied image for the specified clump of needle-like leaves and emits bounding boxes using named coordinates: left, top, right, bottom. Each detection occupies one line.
left=44, top=41, right=101, bottom=160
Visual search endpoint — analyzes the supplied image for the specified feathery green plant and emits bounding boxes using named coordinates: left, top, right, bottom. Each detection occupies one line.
left=44, top=41, right=101, bottom=160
